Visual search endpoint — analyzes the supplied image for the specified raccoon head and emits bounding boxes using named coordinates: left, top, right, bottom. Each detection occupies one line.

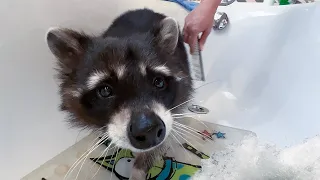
left=45, top=16, right=193, bottom=152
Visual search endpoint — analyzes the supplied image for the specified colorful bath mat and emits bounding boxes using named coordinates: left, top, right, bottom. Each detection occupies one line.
left=22, top=118, right=256, bottom=180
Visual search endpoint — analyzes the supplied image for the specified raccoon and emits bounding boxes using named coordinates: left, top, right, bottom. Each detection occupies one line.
left=45, top=8, right=193, bottom=180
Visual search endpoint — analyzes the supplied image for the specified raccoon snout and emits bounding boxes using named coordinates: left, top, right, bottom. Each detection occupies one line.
left=128, top=112, right=166, bottom=150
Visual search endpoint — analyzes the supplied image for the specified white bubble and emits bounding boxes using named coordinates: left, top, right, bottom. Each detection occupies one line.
left=192, top=134, right=320, bottom=180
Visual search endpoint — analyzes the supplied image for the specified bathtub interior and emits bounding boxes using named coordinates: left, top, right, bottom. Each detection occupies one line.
left=194, top=3, right=320, bottom=148
left=1, top=0, right=319, bottom=179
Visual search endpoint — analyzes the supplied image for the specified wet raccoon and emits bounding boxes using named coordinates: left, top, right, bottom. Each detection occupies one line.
left=45, top=8, right=193, bottom=180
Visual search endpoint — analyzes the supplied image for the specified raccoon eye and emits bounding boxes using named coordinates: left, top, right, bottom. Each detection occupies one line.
left=97, top=85, right=112, bottom=98
left=153, top=77, right=167, bottom=90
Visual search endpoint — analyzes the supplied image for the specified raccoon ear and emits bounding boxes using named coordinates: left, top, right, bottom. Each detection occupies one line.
left=45, top=27, right=89, bottom=68
left=155, top=17, right=179, bottom=54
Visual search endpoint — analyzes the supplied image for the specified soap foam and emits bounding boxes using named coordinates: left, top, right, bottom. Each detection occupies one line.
left=192, top=134, right=320, bottom=180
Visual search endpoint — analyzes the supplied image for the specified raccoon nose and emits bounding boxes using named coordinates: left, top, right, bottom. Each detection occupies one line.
left=128, top=112, right=166, bottom=150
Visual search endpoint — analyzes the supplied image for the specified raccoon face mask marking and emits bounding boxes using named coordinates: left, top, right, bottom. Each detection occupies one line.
left=46, top=9, right=193, bottom=152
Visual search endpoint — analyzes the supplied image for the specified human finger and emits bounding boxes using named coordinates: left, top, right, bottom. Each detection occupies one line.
left=183, top=30, right=189, bottom=44
left=199, top=27, right=211, bottom=51
left=182, top=21, right=190, bottom=43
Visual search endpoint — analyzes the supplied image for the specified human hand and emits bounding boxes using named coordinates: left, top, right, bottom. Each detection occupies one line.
left=183, top=0, right=218, bottom=53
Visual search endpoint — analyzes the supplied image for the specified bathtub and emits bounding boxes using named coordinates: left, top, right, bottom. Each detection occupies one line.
left=0, top=0, right=319, bottom=179
left=194, top=2, right=320, bottom=148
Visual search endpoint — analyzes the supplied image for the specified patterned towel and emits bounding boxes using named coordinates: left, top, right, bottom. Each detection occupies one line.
left=163, top=0, right=199, bottom=11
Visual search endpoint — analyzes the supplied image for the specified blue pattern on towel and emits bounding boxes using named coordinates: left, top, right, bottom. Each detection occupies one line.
left=163, top=0, right=200, bottom=11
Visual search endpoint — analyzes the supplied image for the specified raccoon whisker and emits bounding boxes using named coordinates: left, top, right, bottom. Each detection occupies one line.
left=84, top=131, right=108, bottom=154
left=74, top=128, right=88, bottom=144
left=167, top=80, right=220, bottom=114
left=194, top=80, right=221, bottom=90
left=170, top=131, right=192, bottom=160
left=166, top=98, right=195, bottom=114
left=90, top=142, right=117, bottom=180
left=85, top=138, right=114, bottom=179
left=173, top=127, right=210, bottom=148
left=75, top=135, right=110, bottom=180
left=65, top=134, right=109, bottom=180
left=91, top=125, right=108, bottom=134
left=75, top=129, right=102, bottom=146
left=75, top=136, right=110, bottom=180
left=173, top=121, right=199, bottom=131
left=178, top=75, right=190, bottom=81
left=64, top=134, right=106, bottom=180
left=172, top=128, right=201, bottom=149
left=164, top=137, right=176, bottom=158
left=173, top=121, right=205, bottom=135
left=173, top=123, right=202, bottom=138
left=110, top=146, right=120, bottom=180
left=166, top=136, right=175, bottom=152
left=172, top=115, right=197, bottom=119
left=173, top=121, right=213, bottom=140
left=171, top=113, right=197, bottom=117
left=174, top=116, right=211, bottom=133
left=169, top=137, right=177, bottom=157
left=172, top=125, right=204, bottom=141
left=173, top=124, right=214, bottom=145
left=90, top=147, right=116, bottom=180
